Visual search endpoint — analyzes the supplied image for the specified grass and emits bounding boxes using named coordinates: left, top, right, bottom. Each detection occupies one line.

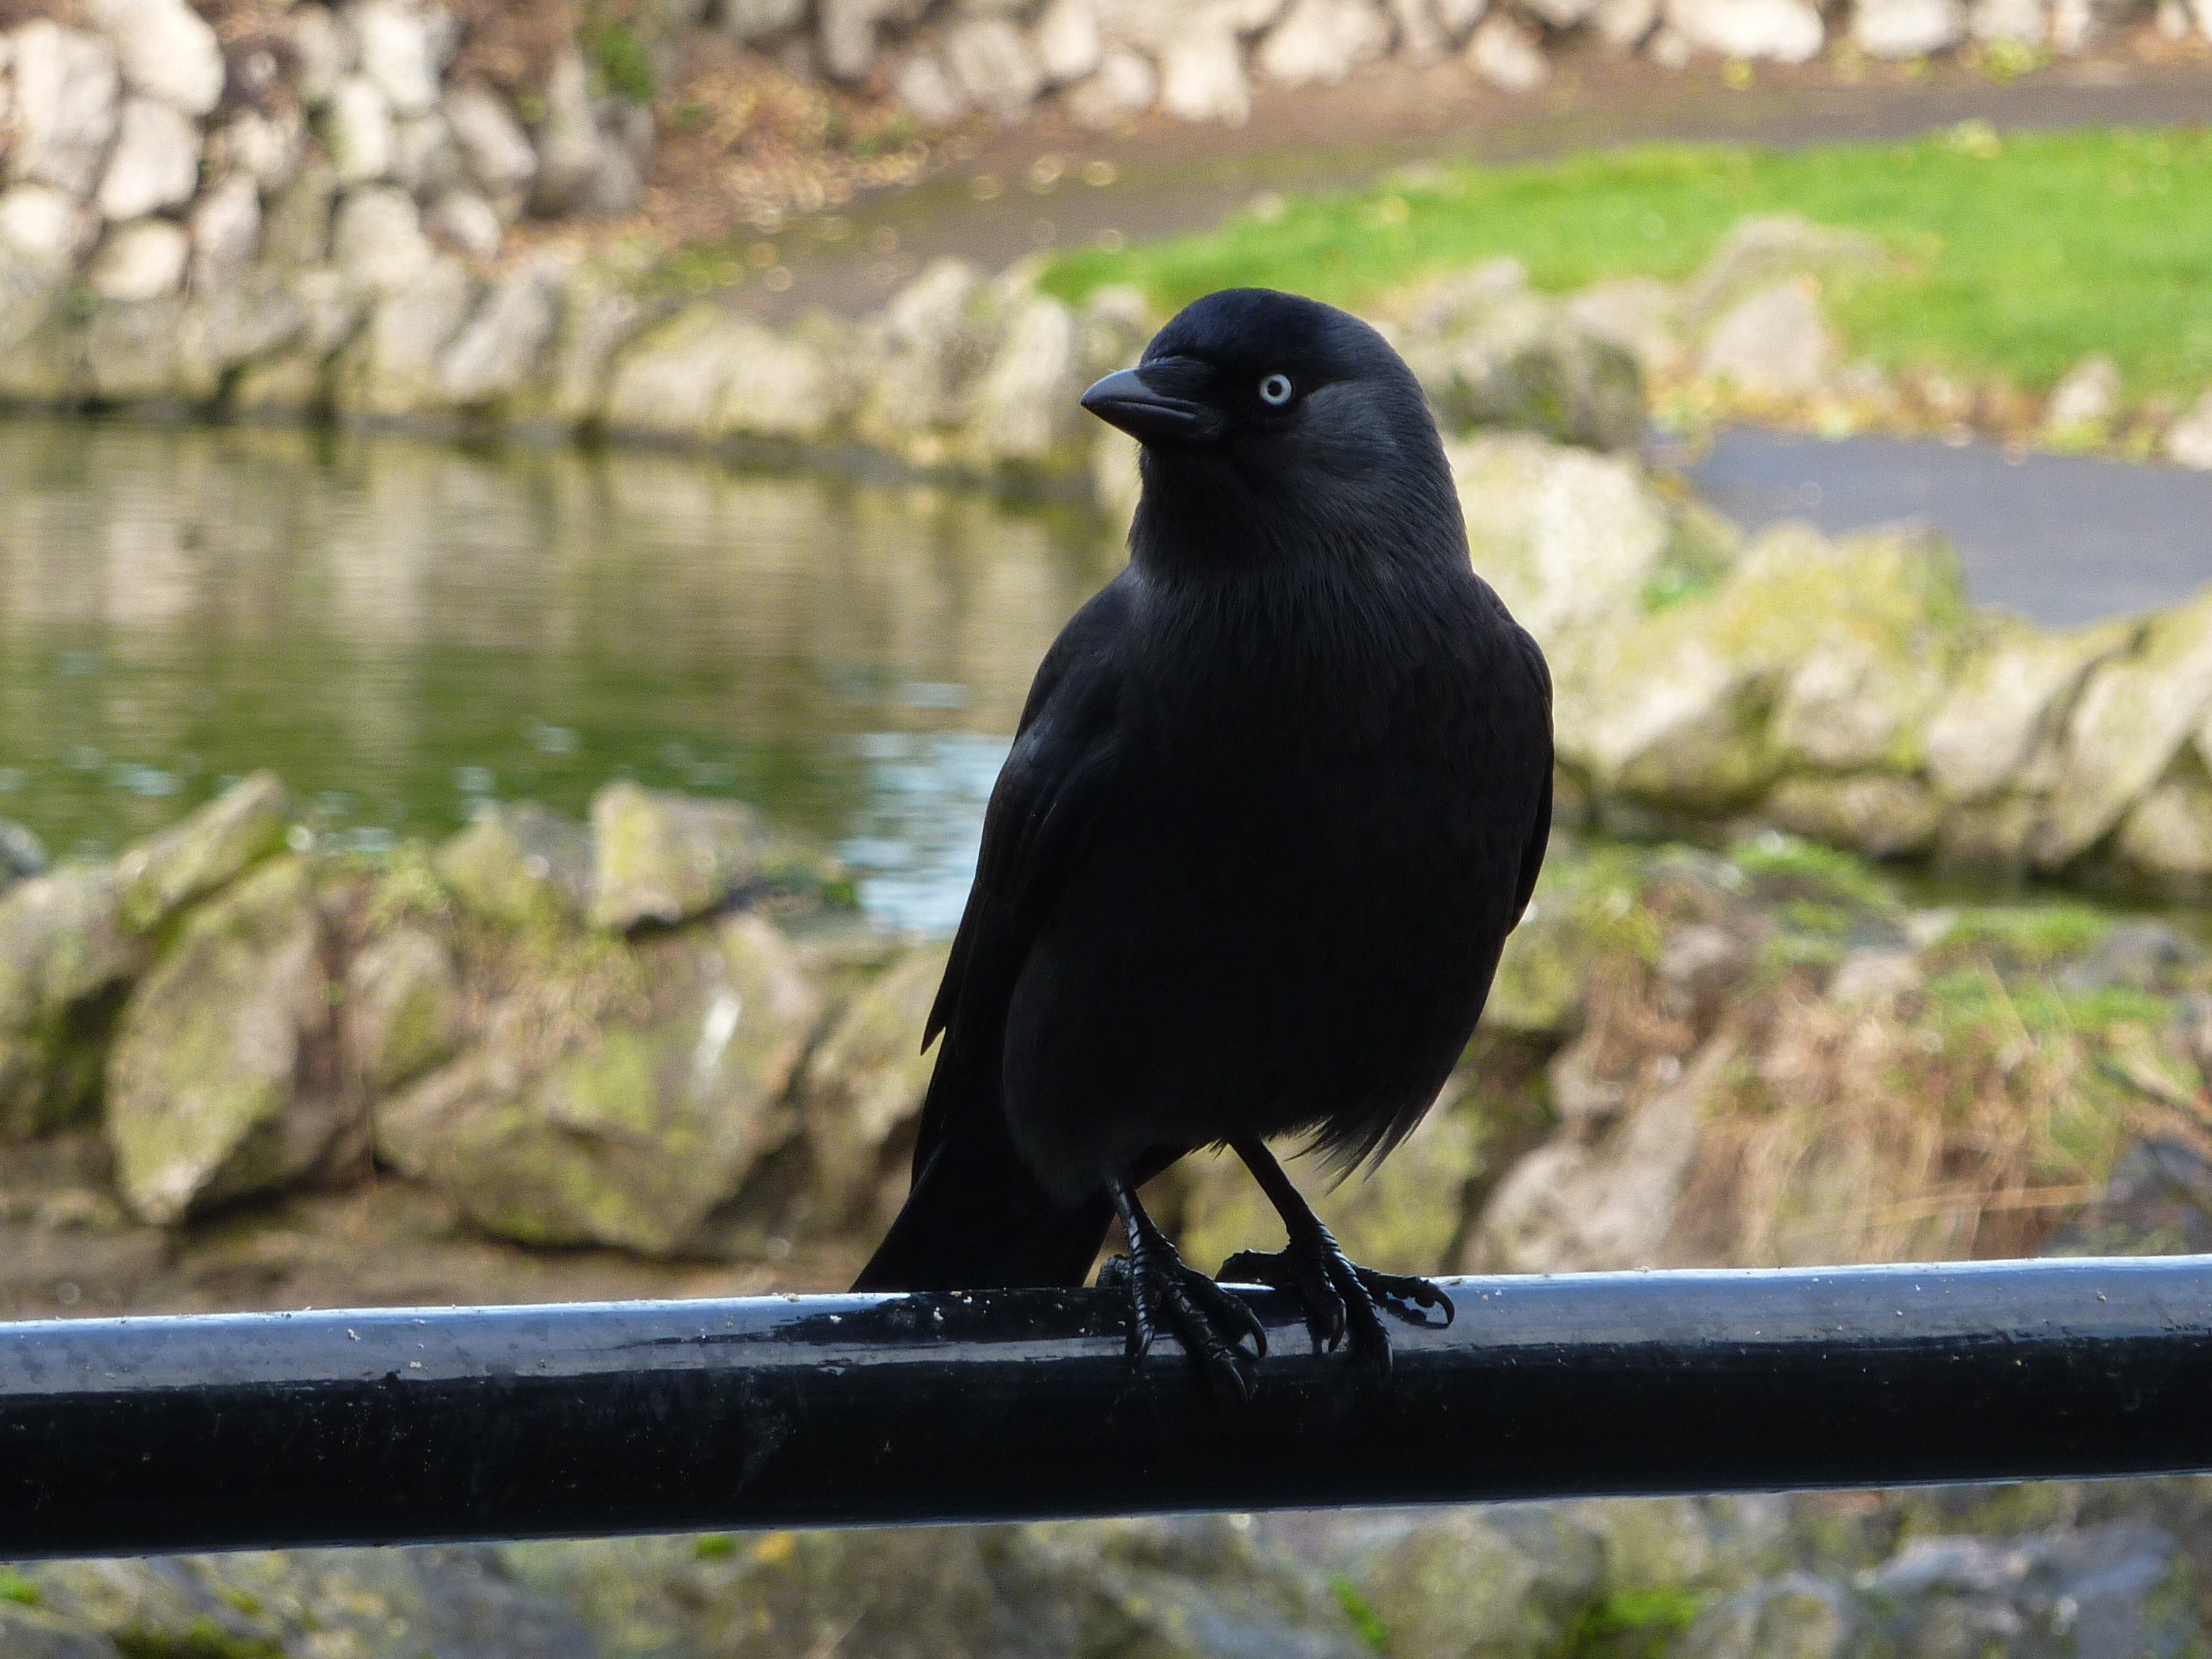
left=1040, top=127, right=2212, bottom=396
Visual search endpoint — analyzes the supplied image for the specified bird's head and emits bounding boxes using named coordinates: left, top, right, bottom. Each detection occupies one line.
left=1080, top=288, right=1460, bottom=572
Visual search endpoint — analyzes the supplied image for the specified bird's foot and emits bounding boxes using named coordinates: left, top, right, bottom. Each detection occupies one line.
left=1220, top=1230, right=1452, bottom=1383
left=1099, top=1239, right=1267, bottom=1400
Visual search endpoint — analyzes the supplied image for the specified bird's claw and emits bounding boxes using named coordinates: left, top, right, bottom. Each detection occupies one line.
left=1100, top=1247, right=1267, bottom=1400
left=1220, top=1237, right=1452, bottom=1384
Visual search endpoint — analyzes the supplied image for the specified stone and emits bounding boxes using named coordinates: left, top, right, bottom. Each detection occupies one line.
left=1565, top=274, right=1684, bottom=379
left=213, top=107, right=305, bottom=192
left=259, top=158, right=340, bottom=268
left=105, top=858, right=343, bottom=1224
left=392, top=110, right=464, bottom=198
left=0, top=822, right=45, bottom=884
left=1851, top=0, right=1966, bottom=49
left=2048, top=1137, right=2212, bottom=1255
left=1663, top=0, right=1823, bottom=54
left=721, top=0, right=810, bottom=39
left=330, top=182, right=432, bottom=290
left=6, top=22, right=121, bottom=200
left=1525, top=0, right=1603, bottom=23
left=435, top=801, right=593, bottom=927
left=604, top=307, right=836, bottom=442
left=1336, top=1508, right=1608, bottom=1659
left=114, top=773, right=293, bottom=935
left=589, top=781, right=822, bottom=930
left=1467, top=15, right=1550, bottom=88
left=529, top=49, right=600, bottom=214
left=327, top=73, right=397, bottom=184
left=1594, top=0, right=1663, bottom=41
left=0, top=1604, right=120, bottom=1658
left=426, top=185, right=503, bottom=258
left=1064, top=47, right=1159, bottom=125
left=0, top=184, right=96, bottom=265
left=189, top=172, right=261, bottom=285
left=84, top=293, right=184, bottom=400
left=2167, top=390, right=2212, bottom=470
left=1924, top=616, right=2134, bottom=802
left=1869, top=1526, right=2195, bottom=1659
left=227, top=268, right=367, bottom=411
left=1433, top=0, right=1494, bottom=35
left=1969, top=0, right=2048, bottom=36
left=2037, top=587, right=2212, bottom=868
left=1450, top=433, right=1671, bottom=646
left=2045, top=352, right=2120, bottom=444
left=177, top=269, right=311, bottom=397
left=1158, top=24, right=1251, bottom=122
left=289, top=4, right=357, bottom=103
left=343, top=924, right=462, bottom=1095
left=1682, top=1573, right=1860, bottom=1659
left=545, top=275, right=652, bottom=425
left=817, top=0, right=926, bottom=78
left=375, top=914, right=822, bottom=1253
left=1255, top=0, right=1393, bottom=82
left=1766, top=774, right=1942, bottom=858
left=334, top=253, right=480, bottom=415
left=797, top=943, right=952, bottom=1223
left=1698, top=278, right=1835, bottom=401
left=893, top=51, right=969, bottom=125
left=1385, top=0, right=1452, bottom=58
left=1684, top=215, right=1887, bottom=330
left=93, top=94, right=199, bottom=221
left=86, top=0, right=225, bottom=116
left=719, top=318, right=850, bottom=443
left=966, top=293, right=1089, bottom=469
left=1037, top=0, right=1107, bottom=78
left=1771, top=623, right=1954, bottom=773
left=582, top=99, right=652, bottom=217
left=437, top=256, right=566, bottom=405
left=350, top=0, right=452, bottom=115
left=0, top=865, right=148, bottom=1139
left=2119, top=774, right=2212, bottom=881
left=444, top=84, right=538, bottom=216
left=86, top=217, right=188, bottom=300
left=1405, top=274, right=1646, bottom=449
left=945, top=17, right=1048, bottom=114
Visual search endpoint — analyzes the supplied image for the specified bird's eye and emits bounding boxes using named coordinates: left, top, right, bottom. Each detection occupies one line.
left=1257, top=372, right=1295, bottom=407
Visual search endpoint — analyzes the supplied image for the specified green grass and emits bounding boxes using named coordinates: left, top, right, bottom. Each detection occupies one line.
left=1041, top=127, right=2212, bottom=396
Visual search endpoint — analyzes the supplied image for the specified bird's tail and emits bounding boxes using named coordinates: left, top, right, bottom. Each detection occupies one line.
left=852, top=1118, right=1118, bottom=1292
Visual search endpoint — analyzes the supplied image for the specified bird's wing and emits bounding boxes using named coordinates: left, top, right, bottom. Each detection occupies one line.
left=912, top=578, right=1132, bottom=1170
left=1510, top=627, right=1554, bottom=927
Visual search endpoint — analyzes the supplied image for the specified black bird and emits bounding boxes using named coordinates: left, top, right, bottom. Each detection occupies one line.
left=853, top=287, right=1554, bottom=1390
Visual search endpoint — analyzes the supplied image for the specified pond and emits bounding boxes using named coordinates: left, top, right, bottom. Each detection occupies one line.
left=0, top=418, right=1119, bottom=933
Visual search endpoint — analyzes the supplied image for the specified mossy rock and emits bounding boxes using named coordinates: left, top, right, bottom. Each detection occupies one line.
left=343, top=923, right=464, bottom=1097
left=0, top=864, right=148, bottom=1140
left=434, top=801, right=592, bottom=930
left=114, top=772, right=292, bottom=935
left=104, top=857, right=342, bottom=1225
left=797, top=942, right=952, bottom=1226
left=588, top=781, right=845, bottom=932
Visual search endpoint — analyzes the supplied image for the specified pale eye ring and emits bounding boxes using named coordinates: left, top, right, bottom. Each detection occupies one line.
left=1258, top=372, right=1295, bottom=407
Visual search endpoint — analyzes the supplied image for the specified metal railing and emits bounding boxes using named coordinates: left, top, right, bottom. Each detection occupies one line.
left=6, top=1256, right=2212, bottom=1559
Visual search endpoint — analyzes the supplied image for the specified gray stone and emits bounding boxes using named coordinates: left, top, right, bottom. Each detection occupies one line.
left=259, top=158, right=340, bottom=268
left=721, top=0, right=811, bottom=39
left=605, top=306, right=827, bottom=441
left=0, top=822, right=45, bottom=884
left=350, top=0, right=453, bottom=115
left=431, top=802, right=590, bottom=928
left=0, top=1604, right=120, bottom=1659
left=2118, top=773, right=2212, bottom=881
left=188, top=172, right=261, bottom=286
left=330, top=181, right=432, bottom=290
left=894, top=50, right=970, bottom=125
left=1157, top=23, right=1251, bottom=122
left=2056, top=917, right=2195, bottom=992
left=1923, top=616, right=2134, bottom=802
left=1851, top=0, right=1967, bottom=52
left=444, top=84, right=538, bottom=216
left=1767, top=774, right=1942, bottom=858
left=1771, top=624, right=1952, bottom=773
left=1698, top=278, right=1834, bottom=401
left=0, top=863, right=148, bottom=1139
left=2046, top=352, right=2121, bottom=443
left=1594, top=0, right=1663, bottom=43
left=1467, top=14, right=1551, bottom=88
left=392, top=109, right=464, bottom=198
left=84, top=294, right=184, bottom=399
left=581, top=98, right=651, bottom=217
left=1064, top=46, right=1159, bottom=125
left=1256, top=0, right=1393, bottom=82
left=0, top=184, right=95, bottom=265
left=1681, top=1572, right=1861, bottom=1659
left=945, top=17, right=1049, bottom=114
left=589, top=781, right=817, bottom=930
left=1385, top=0, right=1452, bottom=58
left=426, top=186, right=504, bottom=257
left=1869, top=1525, right=2195, bottom=1659
left=1565, top=274, right=1684, bottom=379
left=106, top=857, right=343, bottom=1223
left=2166, top=389, right=2212, bottom=470
left=177, top=270, right=312, bottom=397
left=1525, top=0, right=1603, bottom=24
left=86, top=0, right=225, bottom=116
left=817, top=0, right=927, bottom=78
left=326, top=73, right=397, bottom=184
left=1405, top=273, right=1646, bottom=449
left=1969, top=0, right=2048, bottom=37
left=798, top=943, right=952, bottom=1223
left=1332, top=1507, right=1608, bottom=1659
left=114, top=774, right=295, bottom=935
left=94, top=94, right=198, bottom=221
left=344, top=923, right=462, bottom=1095
left=86, top=217, right=188, bottom=300
left=1662, top=0, right=1825, bottom=55
left=2038, top=587, right=2212, bottom=868
left=1036, top=0, right=1107, bottom=79
left=529, top=49, right=600, bottom=213
left=546, top=276, right=654, bottom=425
left=375, top=913, right=820, bottom=1253
left=966, top=292, right=1089, bottom=469
left=212, top=107, right=305, bottom=192
left=1685, top=215, right=1887, bottom=329
left=289, top=4, right=357, bottom=104
left=437, top=256, right=567, bottom=405
left=6, top=22, right=121, bottom=200
left=335, top=253, right=482, bottom=416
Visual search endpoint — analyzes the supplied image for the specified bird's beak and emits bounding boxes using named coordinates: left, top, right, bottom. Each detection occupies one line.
left=1080, top=361, right=1221, bottom=446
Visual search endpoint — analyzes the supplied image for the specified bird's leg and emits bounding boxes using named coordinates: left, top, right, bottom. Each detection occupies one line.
left=1099, top=1174, right=1266, bottom=1398
left=1218, top=1137, right=1453, bottom=1383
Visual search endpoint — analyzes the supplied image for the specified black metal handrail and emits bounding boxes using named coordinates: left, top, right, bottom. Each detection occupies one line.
left=6, top=1256, right=2212, bottom=1559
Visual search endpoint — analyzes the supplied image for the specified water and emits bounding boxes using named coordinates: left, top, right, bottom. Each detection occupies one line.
left=1682, top=428, right=2212, bottom=628
left=0, top=419, right=1120, bottom=933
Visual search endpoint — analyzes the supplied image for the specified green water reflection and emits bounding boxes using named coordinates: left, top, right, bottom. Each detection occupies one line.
left=0, top=418, right=1120, bottom=931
